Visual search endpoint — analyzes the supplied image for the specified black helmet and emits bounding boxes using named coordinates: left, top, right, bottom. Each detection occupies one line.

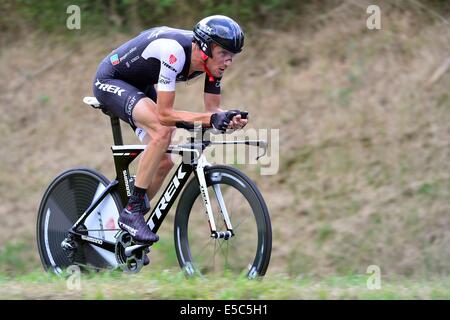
left=193, top=15, right=244, bottom=58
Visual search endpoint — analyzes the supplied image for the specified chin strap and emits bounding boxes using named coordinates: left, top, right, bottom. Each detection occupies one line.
left=200, top=51, right=215, bottom=82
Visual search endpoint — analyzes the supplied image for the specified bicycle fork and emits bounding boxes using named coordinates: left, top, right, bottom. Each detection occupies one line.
left=196, top=155, right=234, bottom=240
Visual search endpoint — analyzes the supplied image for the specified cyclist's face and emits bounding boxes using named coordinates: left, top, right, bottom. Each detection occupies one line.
left=208, top=44, right=236, bottom=77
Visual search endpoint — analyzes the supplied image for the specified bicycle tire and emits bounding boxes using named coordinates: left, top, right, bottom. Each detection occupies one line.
left=174, top=165, right=272, bottom=278
left=36, top=167, right=123, bottom=274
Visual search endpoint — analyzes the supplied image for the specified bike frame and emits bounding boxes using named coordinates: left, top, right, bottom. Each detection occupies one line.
left=67, top=111, right=264, bottom=254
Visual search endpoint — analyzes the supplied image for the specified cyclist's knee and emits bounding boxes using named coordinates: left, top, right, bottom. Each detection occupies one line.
left=159, top=155, right=174, bottom=174
left=151, top=126, right=175, bottom=145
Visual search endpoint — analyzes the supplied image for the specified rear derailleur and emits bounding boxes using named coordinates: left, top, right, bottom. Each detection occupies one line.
left=61, top=233, right=78, bottom=264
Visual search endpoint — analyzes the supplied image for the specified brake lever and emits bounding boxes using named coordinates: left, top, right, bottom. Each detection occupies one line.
left=228, top=110, right=248, bottom=120
left=256, top=140, right=267, bottom=160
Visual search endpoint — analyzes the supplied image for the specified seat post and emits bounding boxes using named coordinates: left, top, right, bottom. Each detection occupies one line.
left=82, top=97, right=124, bottom=145
left=110, top=115, right=124, bottom=146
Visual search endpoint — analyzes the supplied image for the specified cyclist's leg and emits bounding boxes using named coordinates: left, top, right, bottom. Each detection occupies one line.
left=93, top=75, right=160, bottom=244
left=131, top=96, right=175, bottom=194
left=136, top=132, right=174, bottom=199
left=147, top=154, right=174, bottom=199
left=135, top=85, right=175, bottom=200
left=93, top=74, right=173, bottom=201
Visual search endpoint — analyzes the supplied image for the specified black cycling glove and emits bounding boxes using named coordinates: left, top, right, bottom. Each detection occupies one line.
left=210, top=110, right=239, bottom=133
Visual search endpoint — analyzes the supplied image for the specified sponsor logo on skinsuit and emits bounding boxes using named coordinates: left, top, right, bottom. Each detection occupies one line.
left=159, top=75, right=171, bottom=85
left=119, top=47, right=137, bottom=62
left=110, top=53, right=119, bottom=65
left=95, top=79, right=125, bottom=96
left=125, top=95, right=137, bottom=115
left=169, top=54, right=177, bottom=64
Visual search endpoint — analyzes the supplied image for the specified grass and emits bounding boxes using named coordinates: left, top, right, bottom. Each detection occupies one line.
left=0, top=1, right=449, bottom=285
left=0, top=269, right=448, bottom=300
left=0, top=241, right=41, bottom=276
left=0, top=242, right=28, bottom=274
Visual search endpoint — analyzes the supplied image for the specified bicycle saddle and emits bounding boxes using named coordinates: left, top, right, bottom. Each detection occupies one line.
left=83, top=96, right=102, bottom=109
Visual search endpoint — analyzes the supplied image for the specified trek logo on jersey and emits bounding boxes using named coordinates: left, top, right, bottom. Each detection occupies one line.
left=95, top=79, right=125, bottom=97
left=110, top=53, right=120, bottom=65
left=162, top=61, right=177, bottom=73
left=169, top=54, right=177, bottom=64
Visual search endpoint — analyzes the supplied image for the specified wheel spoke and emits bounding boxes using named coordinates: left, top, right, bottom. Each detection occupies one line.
left=176, top=168, right=271, bottom=278
left=232, top=214, right=251, bottom=232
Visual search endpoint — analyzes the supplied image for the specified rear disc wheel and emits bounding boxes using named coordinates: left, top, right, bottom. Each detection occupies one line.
left=36, top=168, right=123, bottom=274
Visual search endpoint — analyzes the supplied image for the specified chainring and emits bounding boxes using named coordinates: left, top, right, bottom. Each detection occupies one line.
left=115, top=231, right=148, bottom=273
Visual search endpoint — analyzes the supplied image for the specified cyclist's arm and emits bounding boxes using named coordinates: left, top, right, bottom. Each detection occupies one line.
left=204, top=92, right=224, bottom=113
left=156, top=91, right=212, bottom=127
left=204, top=73, right=223, bottom=113
left=203, top=78, right=247, bottom=129
left=154, top=41, right=212, bottom=127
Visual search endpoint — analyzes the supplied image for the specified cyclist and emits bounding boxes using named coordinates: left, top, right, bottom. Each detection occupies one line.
left=92, top=15, right=247, bottom=246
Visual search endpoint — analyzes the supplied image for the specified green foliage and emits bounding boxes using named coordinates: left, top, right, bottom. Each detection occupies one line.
left=316, top=223, right=334, bottom=246
left=3, top=0, right=448, bottom=44
left=2, top=0, right=307, bottom=37
left=0, top=241, right=38, bottom=276
left=154, top=237, right=178, bottom=267
left=0, top=242, right=26, bottom=274
left=39, top=94, right=51, bottom=104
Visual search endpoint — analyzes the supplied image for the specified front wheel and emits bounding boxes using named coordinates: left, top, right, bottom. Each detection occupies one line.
left=174, top=165, right=272, bottom=279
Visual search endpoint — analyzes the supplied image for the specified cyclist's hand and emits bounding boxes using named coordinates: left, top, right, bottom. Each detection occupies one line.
left=210, top=111, right=236, bottom=133
left=228, top=109, right=248, bottom=130
left=210, top=110, right=249, bottom=133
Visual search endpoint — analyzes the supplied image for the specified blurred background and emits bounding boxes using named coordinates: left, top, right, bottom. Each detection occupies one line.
left=0, top=0, right=449, bottom=284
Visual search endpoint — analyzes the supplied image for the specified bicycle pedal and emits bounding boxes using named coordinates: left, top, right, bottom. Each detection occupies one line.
left=124, top=244, right=149, bottom=257
left=143, top=254, right=150, bottom=266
